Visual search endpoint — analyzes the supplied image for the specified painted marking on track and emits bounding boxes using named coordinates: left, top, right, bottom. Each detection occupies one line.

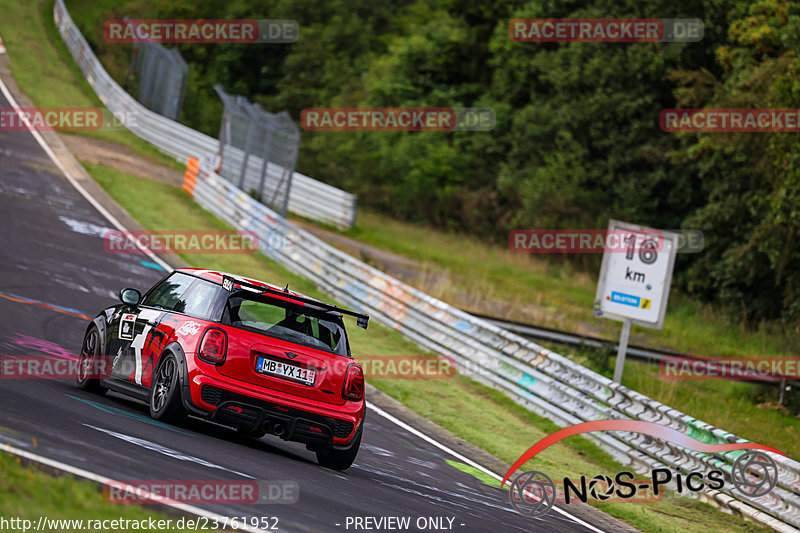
left=8, top=333, right=76, bottom=360
left=0, top=291, right=90, bottom=321
left=140, top=260, right=167, bottom=271
left=84, top=424, right=253, bottom=478
left=445, top=459, right=504, bottom=489
left=58, top=215, right=112, bottom=238
left=64, top=394, right=193, bottom=436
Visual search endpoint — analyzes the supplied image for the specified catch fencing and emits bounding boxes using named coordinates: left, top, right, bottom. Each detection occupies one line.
left=53, top=0, right=356, bottom=229
left=215, top=85, right=299, bottom=216
left=183, top=161, right=800, bottom=532
left=128, top=34, right=187, bottom=122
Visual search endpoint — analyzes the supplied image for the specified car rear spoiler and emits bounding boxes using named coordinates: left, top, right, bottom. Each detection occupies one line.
left=221, top=275, right=370, bottom=329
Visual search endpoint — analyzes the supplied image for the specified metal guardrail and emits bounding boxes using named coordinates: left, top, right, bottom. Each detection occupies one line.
left=53, top=0, right=357, bottom=229
left=474, top=312, right=800, bottom=393
left=183, top=163, right=800, bottom=532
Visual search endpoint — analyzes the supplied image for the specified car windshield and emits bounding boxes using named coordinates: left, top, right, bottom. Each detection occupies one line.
left=223, top=291, right=349, bottom=356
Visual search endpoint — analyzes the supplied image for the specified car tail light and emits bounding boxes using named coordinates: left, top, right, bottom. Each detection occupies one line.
left=198, top=328, right=227, bottom=365
left=342, top=363, right=364, bottom=401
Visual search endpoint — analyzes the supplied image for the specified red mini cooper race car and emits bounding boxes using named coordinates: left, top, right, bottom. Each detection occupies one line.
left=77, top=268, right=368, bottom=470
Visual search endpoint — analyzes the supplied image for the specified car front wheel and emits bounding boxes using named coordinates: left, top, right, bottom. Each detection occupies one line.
left=76, top=325, right=107, bottom=395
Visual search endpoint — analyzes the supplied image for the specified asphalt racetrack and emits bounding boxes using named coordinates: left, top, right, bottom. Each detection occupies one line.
left=0, top=85, right=622, bottom=533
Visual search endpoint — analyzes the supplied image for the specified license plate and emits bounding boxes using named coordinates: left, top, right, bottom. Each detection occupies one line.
left=256, top=357, right=316, bottom=386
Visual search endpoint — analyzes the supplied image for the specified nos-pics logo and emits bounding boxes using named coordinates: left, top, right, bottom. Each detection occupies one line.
left=503, top=420, right=784, bottom=518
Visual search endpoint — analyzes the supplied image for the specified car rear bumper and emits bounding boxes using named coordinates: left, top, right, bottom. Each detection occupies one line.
left=184, top=372, right=364, bottom=449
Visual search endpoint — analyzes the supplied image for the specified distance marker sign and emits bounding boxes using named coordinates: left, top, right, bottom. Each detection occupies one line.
left=594, top=220, right=677, bottom=329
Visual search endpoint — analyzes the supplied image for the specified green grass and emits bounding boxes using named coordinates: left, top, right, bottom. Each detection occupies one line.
left=85, top=162, right=769, bottom=533
left=0, top=452, right=201, bottom=531
left=0, top=0, right=182, bottom=170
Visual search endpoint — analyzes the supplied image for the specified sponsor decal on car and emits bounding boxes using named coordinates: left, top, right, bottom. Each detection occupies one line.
left=129, top=309, right=162, bottom=385
left=177, top=320, right=203, bottom=337
left=119, top=313, right=136, bottom=341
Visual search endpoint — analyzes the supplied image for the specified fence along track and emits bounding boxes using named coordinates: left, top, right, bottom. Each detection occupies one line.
left=53, top=0, right=357, bottom=229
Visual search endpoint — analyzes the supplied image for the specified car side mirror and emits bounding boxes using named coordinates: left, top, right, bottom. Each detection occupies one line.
left=119, top=288, right=142, bottom=306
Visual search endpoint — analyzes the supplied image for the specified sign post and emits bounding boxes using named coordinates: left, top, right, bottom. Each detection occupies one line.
left=595, top=220, right=678, bottom=383
left=613, top=319, right=632, bottom=383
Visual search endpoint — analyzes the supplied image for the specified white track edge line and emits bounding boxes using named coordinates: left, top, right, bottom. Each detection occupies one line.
left=366, top=402, right=606, bottom=533
left=0, top=443, right=264, bottom=533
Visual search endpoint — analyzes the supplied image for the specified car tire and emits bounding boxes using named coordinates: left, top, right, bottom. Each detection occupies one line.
left=149, top=352, right=187, bottom=424
left=76, top=325, right=107, bottom=395
left=316, top=426, right=362, bottom=471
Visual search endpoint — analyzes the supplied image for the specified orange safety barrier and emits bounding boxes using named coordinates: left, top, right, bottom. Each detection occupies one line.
left=182, top=156, right=199, bottom=197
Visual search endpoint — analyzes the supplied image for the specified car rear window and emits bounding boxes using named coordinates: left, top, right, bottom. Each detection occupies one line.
left=223, top=292, right=349, bottom=355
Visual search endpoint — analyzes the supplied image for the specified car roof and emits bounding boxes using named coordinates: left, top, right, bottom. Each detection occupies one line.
left=177, top=268, right=315, bottom=301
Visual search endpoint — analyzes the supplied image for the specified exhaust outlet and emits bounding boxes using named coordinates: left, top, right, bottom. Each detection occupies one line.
left=273, top=423, right=287, bottom=438
left=261, top=421, right=274, bottom=434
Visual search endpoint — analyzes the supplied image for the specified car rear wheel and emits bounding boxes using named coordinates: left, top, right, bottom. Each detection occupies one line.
left=316, top=426, right=362, bottom=471
left=76, top=325, right=107, bottom=395
left=149, top=352, right=187, bottom=424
